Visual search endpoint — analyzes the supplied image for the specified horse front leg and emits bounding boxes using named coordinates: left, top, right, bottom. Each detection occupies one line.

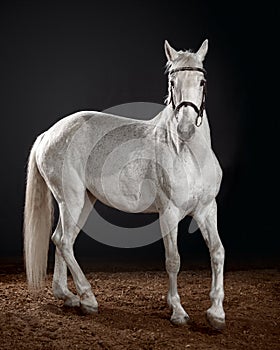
left=195, top=200, right=225, bottom=330
left=160, top=207, right=190, bottom=325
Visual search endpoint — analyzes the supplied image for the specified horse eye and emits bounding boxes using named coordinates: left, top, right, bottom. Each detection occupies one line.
left=170, top=80, right=175, bottom=88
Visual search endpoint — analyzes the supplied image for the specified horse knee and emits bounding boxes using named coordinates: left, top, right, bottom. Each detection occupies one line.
left=166, top=254, right=180, bottom=274
left=211, top=244, right=225, bottom=267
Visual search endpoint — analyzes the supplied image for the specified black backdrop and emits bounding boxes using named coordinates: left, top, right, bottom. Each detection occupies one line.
left=0, top=1, right=278, bottom=268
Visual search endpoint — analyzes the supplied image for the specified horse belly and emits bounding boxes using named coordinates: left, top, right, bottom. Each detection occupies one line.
left=84, top=122, right=160, bottom=213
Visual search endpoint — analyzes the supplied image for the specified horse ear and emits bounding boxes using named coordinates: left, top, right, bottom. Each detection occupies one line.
left=164, top=40, right=178, bottom=61
left=196, top=39, right=208, bottom=61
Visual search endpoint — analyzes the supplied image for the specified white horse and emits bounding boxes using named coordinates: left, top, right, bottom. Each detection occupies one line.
left=24, top=39, right=225, bottom=330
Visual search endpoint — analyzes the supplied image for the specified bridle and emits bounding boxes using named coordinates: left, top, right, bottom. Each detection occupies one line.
left=168, top=66, right=207, bottom=127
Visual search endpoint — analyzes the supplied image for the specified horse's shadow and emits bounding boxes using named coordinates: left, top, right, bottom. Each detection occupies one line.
left=188, top=319, right=222, bottom=335
left=42, top=302, right=222, bottom=336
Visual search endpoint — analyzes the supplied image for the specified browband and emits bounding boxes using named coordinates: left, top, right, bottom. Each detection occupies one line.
left=169, top=66, right=207, bottom=77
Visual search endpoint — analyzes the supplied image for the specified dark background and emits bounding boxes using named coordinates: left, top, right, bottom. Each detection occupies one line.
left=0, top=0, right=278, bottom=270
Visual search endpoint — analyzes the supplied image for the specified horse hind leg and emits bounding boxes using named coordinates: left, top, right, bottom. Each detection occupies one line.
left=52, top=218, right=80, bottom=307
left=52, top=188, right=98, bottom=314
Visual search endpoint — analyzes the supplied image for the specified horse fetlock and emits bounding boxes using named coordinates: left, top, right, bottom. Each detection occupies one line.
left=64, top=294, right=80, bottom=307
left=52, top=280, right=68, bottom=300
left=167, top=292, right=180, bottom=308
left=209, top=289, right=224, bottom=304
left=167, top=294, right=189, bottom=325
left=53, top=281, right=80, bottom=307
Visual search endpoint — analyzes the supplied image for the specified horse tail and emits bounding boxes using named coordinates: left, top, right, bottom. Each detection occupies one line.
left=24, top=134, right=53, bottom=289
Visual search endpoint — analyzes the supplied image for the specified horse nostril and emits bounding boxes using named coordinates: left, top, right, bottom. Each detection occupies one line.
left=200, top=79, right=206, bottom=86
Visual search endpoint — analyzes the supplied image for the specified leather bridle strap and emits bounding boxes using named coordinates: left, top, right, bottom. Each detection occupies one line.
left=168, top=66, right=207, bottom=127
left=169, top=66, right=207, bottom=77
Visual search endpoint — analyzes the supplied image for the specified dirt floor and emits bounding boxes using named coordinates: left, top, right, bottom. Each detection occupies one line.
left=0, top=266, right=279, bottom=350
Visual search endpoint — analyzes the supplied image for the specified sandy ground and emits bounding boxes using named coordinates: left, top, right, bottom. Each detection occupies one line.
left=0, top=266, right=279, bottom=349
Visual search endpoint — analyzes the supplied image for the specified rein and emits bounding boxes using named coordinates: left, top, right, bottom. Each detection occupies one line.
left=168, top=66, right=207, bottom=127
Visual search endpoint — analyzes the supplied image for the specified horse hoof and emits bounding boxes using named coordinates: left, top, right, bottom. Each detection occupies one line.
left=64, top=295, right=80, bottom=308
left=80, top=303, right=98, bottom=314
left=206, top=310, right=225, bottom=330
left=171, top=313, right=190, bottom=325
left=80, top=298, right=98, bottom=314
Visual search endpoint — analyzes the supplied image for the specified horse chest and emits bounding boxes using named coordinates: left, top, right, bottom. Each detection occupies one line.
left=166, top=153, right=220, bottom=211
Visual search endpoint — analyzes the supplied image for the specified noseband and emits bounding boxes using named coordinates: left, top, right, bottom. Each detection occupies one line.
left=168, top=66, right=207, bottom=127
